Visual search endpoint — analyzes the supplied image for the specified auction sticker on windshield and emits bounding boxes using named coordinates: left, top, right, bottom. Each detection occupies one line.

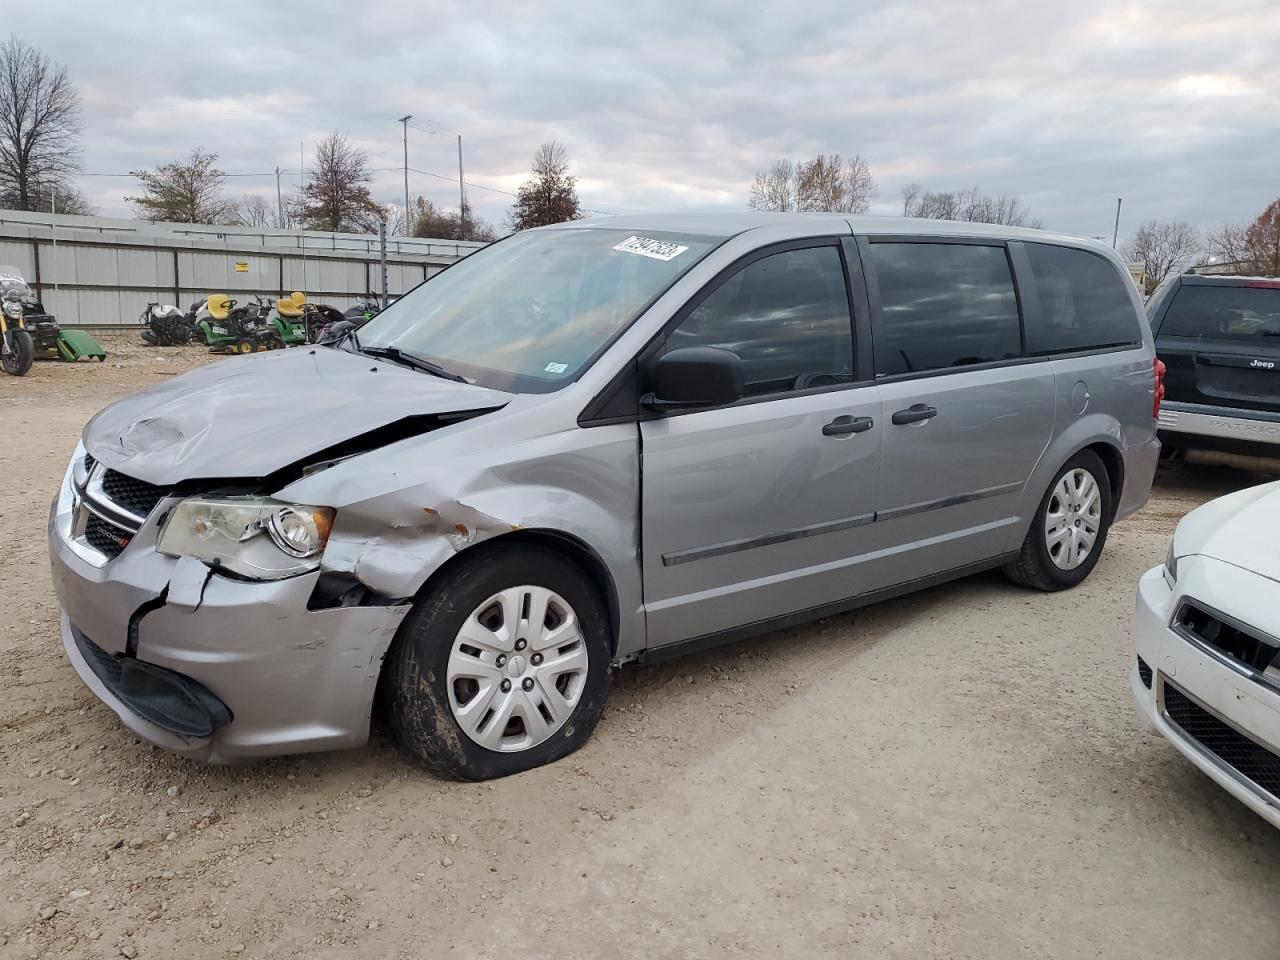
left=612, top=236, right=689, bottom=261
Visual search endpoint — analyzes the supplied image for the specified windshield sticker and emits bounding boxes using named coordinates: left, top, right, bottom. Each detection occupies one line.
left=544, top=361, right=569, bottom=374
left=612, top=236, right=689, bottom=262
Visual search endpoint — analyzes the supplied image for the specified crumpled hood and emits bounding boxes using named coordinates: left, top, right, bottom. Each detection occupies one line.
left=83, top=347, right=510, bottom=485
left=1179, top=479, right=1280, bottom=584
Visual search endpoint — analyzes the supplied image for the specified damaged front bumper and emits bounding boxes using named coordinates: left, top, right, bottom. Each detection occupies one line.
left=48, top=467, right=410, bottom=763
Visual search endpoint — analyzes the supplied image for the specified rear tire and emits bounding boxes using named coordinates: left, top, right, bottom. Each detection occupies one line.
left=384, top=545, right=612, bottom=780
left=1, top=329, right=34, bottom=376
left=1003, top=450, right=1113, bottom=591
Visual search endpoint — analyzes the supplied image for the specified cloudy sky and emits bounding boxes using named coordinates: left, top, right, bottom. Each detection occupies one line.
left=18, top=0, right=1280, bottom=242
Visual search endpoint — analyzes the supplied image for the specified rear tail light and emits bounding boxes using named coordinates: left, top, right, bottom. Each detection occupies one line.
left=1153, top=357, right=1166, bottom=419
left=1246, top=279, right=1280, bottom=289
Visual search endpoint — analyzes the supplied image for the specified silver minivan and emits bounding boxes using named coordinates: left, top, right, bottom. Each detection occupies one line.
left=49, top=214, right=1161, bottom=779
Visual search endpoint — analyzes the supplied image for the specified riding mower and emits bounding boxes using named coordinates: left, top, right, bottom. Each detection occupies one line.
left=196, top=293, right=277, bottom=354
left=268, top=292, right=345, bottom=346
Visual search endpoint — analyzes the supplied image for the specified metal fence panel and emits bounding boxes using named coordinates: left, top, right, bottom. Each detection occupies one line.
left=0, top=209, right=482, bottom=327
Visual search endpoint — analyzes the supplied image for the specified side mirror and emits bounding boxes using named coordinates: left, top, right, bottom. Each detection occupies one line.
left=642, top=346, right=744, bottom=411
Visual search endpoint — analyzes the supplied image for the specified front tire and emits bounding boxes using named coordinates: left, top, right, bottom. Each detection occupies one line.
left=1004, top=450, right=1112, bottom=591
left=384, top=545, right=612, bottom=780
left=1, top=329, right=34, bottom=376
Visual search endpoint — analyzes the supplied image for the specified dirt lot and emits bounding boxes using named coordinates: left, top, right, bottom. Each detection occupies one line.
left=2, top=336, right=1279, bottom=959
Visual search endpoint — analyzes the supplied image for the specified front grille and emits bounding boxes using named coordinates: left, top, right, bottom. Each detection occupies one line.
left=1137, top=656, right=1153, bottom=689
left=1164, top=682, right=1280, bottom=801
left=84, top=514, right=130, bottom=559
left=82, top=452, right=97, bottom=473
left=1175, top=601, right=1280, bottom=677
left=101, top=469, right=170, bottom=518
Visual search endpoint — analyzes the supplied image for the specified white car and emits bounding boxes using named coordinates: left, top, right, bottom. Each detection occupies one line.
left=1132, top=481, right=1280, bottom=828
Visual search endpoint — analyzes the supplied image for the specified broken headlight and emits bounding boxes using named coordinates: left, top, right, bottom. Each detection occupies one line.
left=157, top=498, right=334, bottom=580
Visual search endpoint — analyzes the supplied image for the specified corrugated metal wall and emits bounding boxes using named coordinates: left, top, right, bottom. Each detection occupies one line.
left=0, top=212, right=484, bottom=328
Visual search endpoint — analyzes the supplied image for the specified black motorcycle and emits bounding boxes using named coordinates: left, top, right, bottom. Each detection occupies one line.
left=139, top=301, right=194, bottom=346
left=316, top=295, right=386, bottom=344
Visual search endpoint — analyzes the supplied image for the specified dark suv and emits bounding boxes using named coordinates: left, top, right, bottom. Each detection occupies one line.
left=1148, top=274, right=1280, bottom=456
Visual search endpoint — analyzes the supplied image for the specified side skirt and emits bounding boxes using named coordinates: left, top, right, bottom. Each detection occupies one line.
left=631, top=552, right=1019, bottom=665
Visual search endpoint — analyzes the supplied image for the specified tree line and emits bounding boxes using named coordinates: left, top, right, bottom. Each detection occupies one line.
left=1124, top=203, right=1280, bottom=294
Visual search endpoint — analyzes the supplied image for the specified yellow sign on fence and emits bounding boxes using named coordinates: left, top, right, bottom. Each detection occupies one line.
left=234, top=261, right=249, bottom=273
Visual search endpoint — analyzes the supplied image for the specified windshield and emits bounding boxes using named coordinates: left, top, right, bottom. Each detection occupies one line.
left=354, top=227, right=720, bottom=392
left=0, top=265, right=30, bottom=301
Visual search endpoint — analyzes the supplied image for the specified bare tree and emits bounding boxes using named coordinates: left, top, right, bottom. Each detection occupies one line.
left=749, top=159, right=799, bottom=212
left=26, top=182, right=92, bottom=214
left=1206, top=220, right=1249, bottom=265
left=509, top=140, right=582, bottom=230
left=749, top=154, right=875, bottom=213
left=236, top=192, right=275, bottom=228
left=1244, top=200, right=1280, bottom=277
left=0, top=35, right=81, bottom=211
left=300, top=133, right=386, bottom=233
left=1125, top=220, right=1201, bottom=294
left=901, top=183, right=1044, bottom=228
left=409, top=195, right=497, bottom=241
left=127, top=149, right=236, bottom=224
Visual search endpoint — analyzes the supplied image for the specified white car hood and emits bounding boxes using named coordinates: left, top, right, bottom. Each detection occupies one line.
left=1178, top=480, right=1280, bottom=584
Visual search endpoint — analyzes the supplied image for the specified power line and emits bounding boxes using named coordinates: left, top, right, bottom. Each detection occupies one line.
left=80, top=170, right=300, bottom=178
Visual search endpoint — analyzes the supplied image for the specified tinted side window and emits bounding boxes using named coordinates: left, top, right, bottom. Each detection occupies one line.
left=1024, top=243, right=1141, bottom=354
left=869, top=242, right=1020, bottom=376
left=667, top=245, right=853, bottom=396
left=1159, top=285, right=1280, bottom=341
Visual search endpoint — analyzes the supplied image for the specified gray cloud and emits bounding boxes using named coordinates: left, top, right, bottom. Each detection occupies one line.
left=19, top=0, right=1280, bottom=241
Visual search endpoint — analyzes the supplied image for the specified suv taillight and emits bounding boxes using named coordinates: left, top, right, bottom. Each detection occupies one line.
left=1153, top=357, right=1166, bottom=419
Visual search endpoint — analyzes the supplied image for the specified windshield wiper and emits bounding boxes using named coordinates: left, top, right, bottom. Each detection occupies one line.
left=359, top=345, right=468, bottom=382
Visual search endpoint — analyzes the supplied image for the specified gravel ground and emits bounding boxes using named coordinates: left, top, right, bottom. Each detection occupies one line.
left=2, top=336, right=1279, bottom=959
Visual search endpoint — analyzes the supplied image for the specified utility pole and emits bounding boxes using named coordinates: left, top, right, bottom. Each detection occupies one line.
left=399, top=114, right=412, bottom=235
left=1112, top=198, right=1123, bottom=248
left=275, top=166, right=284, bottom=229
left=50, top=187, right=57, bottom=293
left=378, top=220, right=389, bottom=307
left=457, top=134, right=466, bottom=238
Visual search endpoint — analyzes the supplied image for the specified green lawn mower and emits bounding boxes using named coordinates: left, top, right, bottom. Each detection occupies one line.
left=196, top=294, right=278, bottom=354
left=269, top=292, right=345, bottom=346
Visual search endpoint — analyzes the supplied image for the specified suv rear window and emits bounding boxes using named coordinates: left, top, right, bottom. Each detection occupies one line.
left=1024, top=243, right=1141, bottom=354
left=1159, top=284, right=1280, bottom=341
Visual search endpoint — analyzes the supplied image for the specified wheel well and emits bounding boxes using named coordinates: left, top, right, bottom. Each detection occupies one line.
left=406, top=529, right=622, bottom=656
left=1083, top=441, right=1124, bottom=520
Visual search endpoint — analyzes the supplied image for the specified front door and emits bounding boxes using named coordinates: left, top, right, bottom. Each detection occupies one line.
left=859, top=239, right=1056, bottom=585
left=640, top=241, right=882, bottom=647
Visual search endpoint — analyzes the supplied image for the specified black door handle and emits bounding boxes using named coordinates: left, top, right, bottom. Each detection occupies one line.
left=823, top=415, right=874, bottom=436
left=891, top=403, right=938, bottom=425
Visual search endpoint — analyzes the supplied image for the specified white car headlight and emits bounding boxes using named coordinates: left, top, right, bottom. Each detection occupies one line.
left=157, top=498, right=334, bottom=580
left=1164, top=538, right=1179, bottom=585
left=3, top=300, right=22, bottom=319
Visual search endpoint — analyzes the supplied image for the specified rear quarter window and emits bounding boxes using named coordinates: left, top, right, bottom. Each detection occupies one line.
left=1159, top=285, right=1280, bottom=341
left=1024, top=243, right=1142, bottom=354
